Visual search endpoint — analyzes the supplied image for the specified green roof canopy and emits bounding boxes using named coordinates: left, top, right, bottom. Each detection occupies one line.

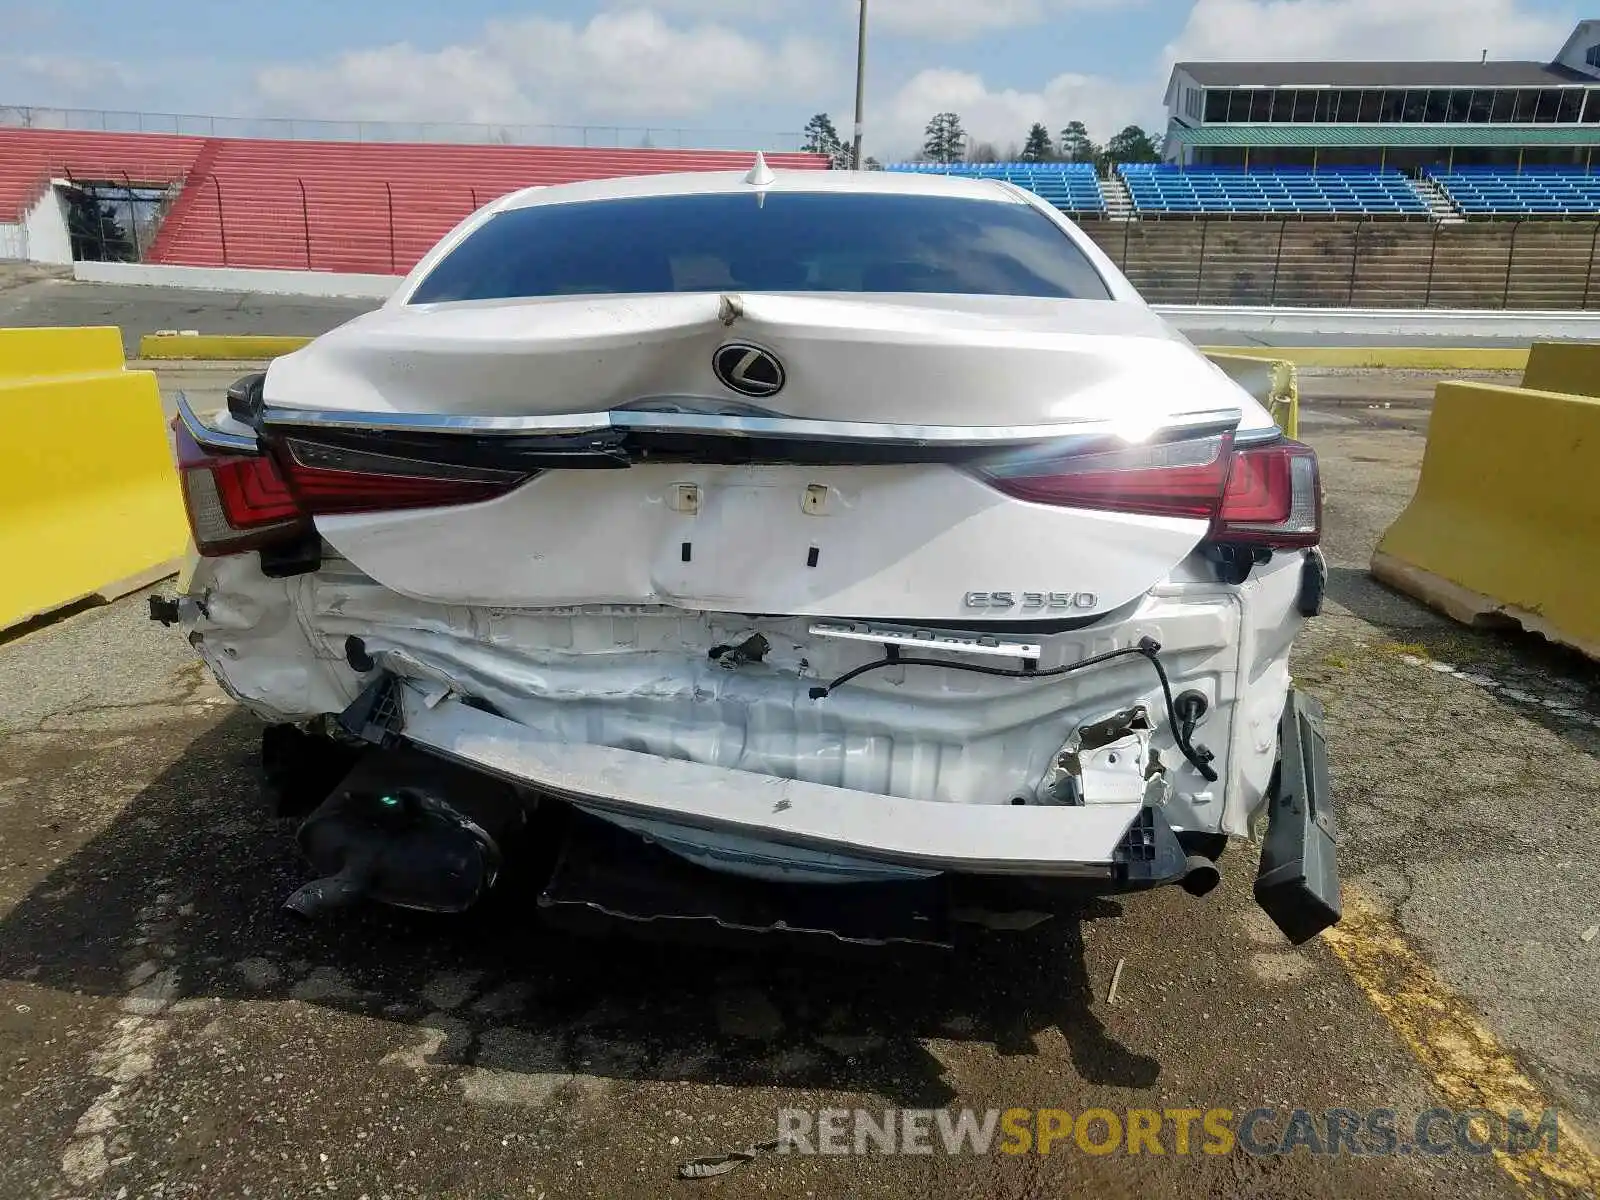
left=1167, top=124, right=1600, bottom=147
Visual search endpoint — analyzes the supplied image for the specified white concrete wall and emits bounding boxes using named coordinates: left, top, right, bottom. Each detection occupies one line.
left=72, top=260, right=400, bottom=299
left=23, top=185, right=73, bottom=265
left=0, top=185, right=74, bottom=264
left=0, top=222, right=23, bottom=261
left=1155, top=304, right=1600, bottom=341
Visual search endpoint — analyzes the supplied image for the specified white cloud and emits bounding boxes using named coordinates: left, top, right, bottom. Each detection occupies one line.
left=876, top=68, right=1151, bottom=159
left=1166, top=0, right=1571, bottom=63
left=0, top=53, right=144, bottom=105
left=254, top=9, right=834, bottom=124
left=866, top=0, right=1140, bottom=42
left=617, top=0, right=802, bottom=16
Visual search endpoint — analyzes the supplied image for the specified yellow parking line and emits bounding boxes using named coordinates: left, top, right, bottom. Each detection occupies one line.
left=1323, top=891, right=1600, bottom=1197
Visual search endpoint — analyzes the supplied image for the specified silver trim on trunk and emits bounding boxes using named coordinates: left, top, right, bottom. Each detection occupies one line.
left=260, top=403, right=1245, bottom=449
left=175, top=391, right=261, bottom=455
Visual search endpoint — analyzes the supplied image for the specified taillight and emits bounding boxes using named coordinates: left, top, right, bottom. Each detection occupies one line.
left=277, top=439, right=524, bottom=515
left=1213, top=438, right=1321, bottom=548
left=976, top=434, right=1233, bottom=518
left=976, top=432, right=1320, bottom=550
left=173, top=420, right=529, bottom=557
left=174, top=421, right=310, bottom=555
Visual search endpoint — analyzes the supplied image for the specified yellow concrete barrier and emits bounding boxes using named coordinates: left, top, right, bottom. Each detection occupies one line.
left=1204, top=351, right=1300, bottom=438
left=1371, top=380, right=1600, bottom=659
left=1520, top=341, right=1600, bottom=397
left=138, top=332, right=312, bottom=360
left=1203, top=346, right=1529, bottom=372
left=5, top=326, right=128, bottom=378
left=0, top=327, right=187, bottom=633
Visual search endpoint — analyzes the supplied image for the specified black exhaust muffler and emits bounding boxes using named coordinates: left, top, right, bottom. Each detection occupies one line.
left=286, top=750, right=529, bottom=917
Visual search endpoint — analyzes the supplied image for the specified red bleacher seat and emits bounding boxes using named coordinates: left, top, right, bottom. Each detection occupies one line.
left=0, top=128, right=207, bottom=219
left=152, top=138, right=829, bottom=274
left=1, top=128, right=829, bottom=275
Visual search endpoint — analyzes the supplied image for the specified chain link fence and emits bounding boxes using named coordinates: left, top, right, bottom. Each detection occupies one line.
left=0, top=104, right=803, bottom=153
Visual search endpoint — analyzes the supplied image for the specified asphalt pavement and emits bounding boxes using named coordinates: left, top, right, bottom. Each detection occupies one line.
left=0, top=385, right=1595, bottom=1199
left=0, top=270, right=378, bottom=356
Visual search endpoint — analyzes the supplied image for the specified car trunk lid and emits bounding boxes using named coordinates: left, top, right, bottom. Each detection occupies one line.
left=263, top=291, right=1258, bottom=431
left=258, top=292, right=1262, bottom=619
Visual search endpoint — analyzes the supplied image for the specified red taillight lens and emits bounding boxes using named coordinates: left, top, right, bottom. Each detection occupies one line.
left=975, top=432, right=1321, bottom=550
left=172, top=423, right=530, bottom=557
left=977, top=434, right=1234, bottom=518
left=174, top=421, right=310, bottom=555
left=1213, top=438, right=1321, bottom=548
left=278, top=440, right=522, bottom=515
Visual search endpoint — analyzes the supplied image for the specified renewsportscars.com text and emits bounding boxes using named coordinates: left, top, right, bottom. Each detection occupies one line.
left=776, top=1106, right=1561, bottom=1158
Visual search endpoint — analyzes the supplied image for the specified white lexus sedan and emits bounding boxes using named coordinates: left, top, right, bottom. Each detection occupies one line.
left=163, top=162, right=1339, bottom=945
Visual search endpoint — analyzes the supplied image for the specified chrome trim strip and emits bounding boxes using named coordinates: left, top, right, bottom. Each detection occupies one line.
left=810, top=621, right=1043, bottom=661
left=1233, top=425, right=1285, bottom=446
left=176, top=391, right=260, bottom=454
left=282, top=437, right=527, bottom=482
left=260, top=403, right=1244, bottom=449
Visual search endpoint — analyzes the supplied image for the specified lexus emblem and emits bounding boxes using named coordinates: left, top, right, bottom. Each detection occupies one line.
left=713, top=343, right=786, bottom=398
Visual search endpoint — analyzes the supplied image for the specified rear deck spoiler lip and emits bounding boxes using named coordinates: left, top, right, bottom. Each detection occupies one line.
left=175, top=390, right=261, bottom=455
left=393, top=684, right=1144, bottom=877
left=259, top=402, right=1246, bottom=450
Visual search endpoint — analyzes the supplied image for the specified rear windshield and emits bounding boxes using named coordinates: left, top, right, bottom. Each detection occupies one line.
left=409, top=191, right=1111, bottom=304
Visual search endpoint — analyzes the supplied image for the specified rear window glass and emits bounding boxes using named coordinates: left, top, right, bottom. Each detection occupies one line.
left=409, top=191, right=1111, bottom=304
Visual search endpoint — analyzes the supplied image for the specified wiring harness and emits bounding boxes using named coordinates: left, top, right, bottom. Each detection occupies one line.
left=807, top=635, right=1219, bottom=783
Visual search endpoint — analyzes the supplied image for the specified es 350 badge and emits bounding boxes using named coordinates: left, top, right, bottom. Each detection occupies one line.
left=964, top=592, right=1099, bottom=612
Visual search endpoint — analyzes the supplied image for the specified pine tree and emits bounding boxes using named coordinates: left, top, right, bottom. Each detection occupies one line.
left=1103, top=125, right=1162, bottom=165
left=802, top=112, right=847, bottom=166
left=922, top=112, right=967, bottom=164
left=1058, top=120, right=1098, bottom=164
left=1021, top=123, right=1054, bottom=162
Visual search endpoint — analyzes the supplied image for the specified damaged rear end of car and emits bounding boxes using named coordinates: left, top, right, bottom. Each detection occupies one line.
left=160, top=172, right=1340, bottom=947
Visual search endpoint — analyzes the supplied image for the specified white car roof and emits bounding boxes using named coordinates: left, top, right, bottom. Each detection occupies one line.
left=496, top=167, right=1020, bottom=212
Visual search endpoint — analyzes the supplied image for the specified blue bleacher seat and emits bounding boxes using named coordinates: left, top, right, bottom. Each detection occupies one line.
left=880, top=161, right=1107, bottom=215
left=1426, top=167, right=1600, bottom=216
left=1116, top=164, right=1427, bottom=216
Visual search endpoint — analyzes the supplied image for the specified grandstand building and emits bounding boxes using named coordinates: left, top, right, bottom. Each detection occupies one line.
left=1164, top=19, right=1600, bottom=173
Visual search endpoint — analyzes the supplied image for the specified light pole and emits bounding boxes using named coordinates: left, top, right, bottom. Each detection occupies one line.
left=852, top=0, right=868, bottom=168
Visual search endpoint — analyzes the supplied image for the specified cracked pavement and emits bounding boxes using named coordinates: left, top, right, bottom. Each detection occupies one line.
left=0, top=383, right=1595, bottom=1199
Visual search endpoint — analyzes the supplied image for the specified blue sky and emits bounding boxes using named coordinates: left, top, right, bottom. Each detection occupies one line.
left=0, top=1, right=1582, bottom=156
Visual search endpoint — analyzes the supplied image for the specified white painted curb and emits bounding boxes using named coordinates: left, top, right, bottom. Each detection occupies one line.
left=73, top=261, right=399, bottom=300
left=1154, top=304, right=1600, bottom=340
